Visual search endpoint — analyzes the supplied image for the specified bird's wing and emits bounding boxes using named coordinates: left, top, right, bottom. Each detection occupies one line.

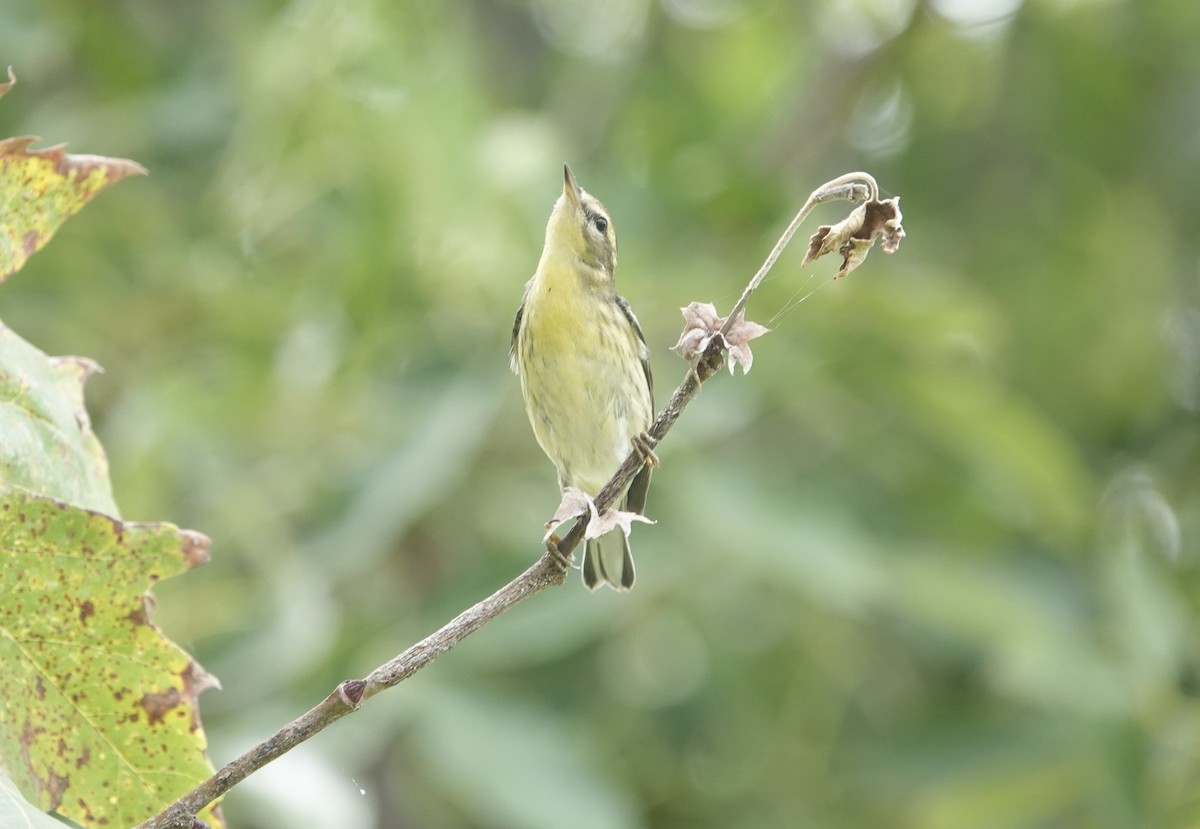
left=615, top=293, right=653, bottom=406
left=509, top=300, right=524, bottom=375
left=616, top=293, right=654, bottom=516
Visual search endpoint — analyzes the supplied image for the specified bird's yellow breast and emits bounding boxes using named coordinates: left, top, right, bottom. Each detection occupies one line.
left=522, top=257, right=592, bottom=353
left=516, top=254, right=652, bottom=495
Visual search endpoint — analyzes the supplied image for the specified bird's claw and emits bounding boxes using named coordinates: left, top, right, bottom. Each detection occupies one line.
left=632, top=431, right=660, bottom=467
left=544, top=533, right=574, bottom=572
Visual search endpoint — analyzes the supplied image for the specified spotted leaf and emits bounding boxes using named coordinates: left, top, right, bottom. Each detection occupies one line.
left=0, top=487, right=223, bottom=829
left=0, top=69, right=146, bottom=283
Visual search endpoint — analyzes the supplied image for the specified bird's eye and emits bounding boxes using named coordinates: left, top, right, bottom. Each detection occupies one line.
left=593, top=215, right=608, bottom=234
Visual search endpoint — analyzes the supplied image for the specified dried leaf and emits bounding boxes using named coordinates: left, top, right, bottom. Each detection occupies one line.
left=672, top=302, right=770, bottom=375
left=671, top=302, right=724, bottom=364
left=723, top=311, right=771, bottom=375
left=585, top=504, right=655, bottom=540
left=543, top=486, right=597, bottom=542
left=542, top=486, right=654, bottom=542
left=803, top=196, right=905, bottom=278
left=803, top=205, right=864, bottom=267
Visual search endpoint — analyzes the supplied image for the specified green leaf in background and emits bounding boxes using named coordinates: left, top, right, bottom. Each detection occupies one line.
left=0, top=486, right=223, bottom=829
left=0, top=68, right=146, bottom=283
left=0, top=322, right=116, bottom=515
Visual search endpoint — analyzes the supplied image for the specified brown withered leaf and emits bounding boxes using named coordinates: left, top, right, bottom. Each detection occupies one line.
left=543, top=486, right=654, bottom=542
left=803, top=196, right=904, bottom=278
left=723, top=310, right=770, bottom=374
left=672, top=302, right=724, bottom=364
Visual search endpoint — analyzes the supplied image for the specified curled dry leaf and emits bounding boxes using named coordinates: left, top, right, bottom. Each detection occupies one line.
left=672, top=301, right=770, bottom=375
left=543, top=487, right=597, bottom=541
left=802, top=196, right=905, bottom=278
left=543, top=486, right=654, bottom=543
left=723, top=311, right=771, bottom=375
left=586, top=505, right=655, bottom=540
left=671, top=302, right=724, bottom=364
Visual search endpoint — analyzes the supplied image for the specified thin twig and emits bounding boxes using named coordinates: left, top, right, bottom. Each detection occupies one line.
left=132, top=171, right=875, bottom=829
left=134, top=556, right=567, bottom=829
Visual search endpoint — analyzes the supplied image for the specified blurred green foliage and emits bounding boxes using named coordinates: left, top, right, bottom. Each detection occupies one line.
left=3, top=0, right=1200, bottom=827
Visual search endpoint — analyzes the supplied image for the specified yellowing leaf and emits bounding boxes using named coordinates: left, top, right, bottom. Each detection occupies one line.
left=0, top=69, right=146, bottom=283
left=0, top=486, right=223, bottom=829
left=0, top=322, right=116, bottom=515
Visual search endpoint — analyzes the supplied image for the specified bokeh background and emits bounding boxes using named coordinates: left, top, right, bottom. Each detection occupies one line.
left=4, top=0, right=1200, bottom=827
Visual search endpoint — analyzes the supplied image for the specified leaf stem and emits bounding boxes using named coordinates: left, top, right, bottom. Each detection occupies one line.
left=720, top=171, right=876, bottom=337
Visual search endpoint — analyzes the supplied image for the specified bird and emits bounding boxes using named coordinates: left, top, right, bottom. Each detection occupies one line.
left=511, top=165, right=655, bottom=590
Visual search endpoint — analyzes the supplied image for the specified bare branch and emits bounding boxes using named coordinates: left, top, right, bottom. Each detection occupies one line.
left=134, top=555, right=567, bottom=829
left=132, top=170, right=895, bottom=829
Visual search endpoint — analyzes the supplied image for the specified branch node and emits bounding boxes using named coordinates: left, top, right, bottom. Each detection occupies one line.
left=339, top=679, right=367, bottom=709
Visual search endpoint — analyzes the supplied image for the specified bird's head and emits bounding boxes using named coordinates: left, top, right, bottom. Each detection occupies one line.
left=545, top=164, right=618, bottom=276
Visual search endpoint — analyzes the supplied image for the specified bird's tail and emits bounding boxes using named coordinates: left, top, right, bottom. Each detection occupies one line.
left=582, top=529, right=635, bottom=591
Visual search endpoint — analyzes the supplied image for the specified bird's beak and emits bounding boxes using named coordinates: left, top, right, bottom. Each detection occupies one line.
left=563, top=163, right=582, bottom=208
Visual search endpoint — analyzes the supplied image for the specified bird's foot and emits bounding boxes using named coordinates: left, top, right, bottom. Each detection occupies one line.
left=543, top=532, right=574, bottom=572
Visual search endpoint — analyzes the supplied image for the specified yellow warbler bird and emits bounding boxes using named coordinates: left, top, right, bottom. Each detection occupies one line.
left=511, top=165, right=655, bottom=590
